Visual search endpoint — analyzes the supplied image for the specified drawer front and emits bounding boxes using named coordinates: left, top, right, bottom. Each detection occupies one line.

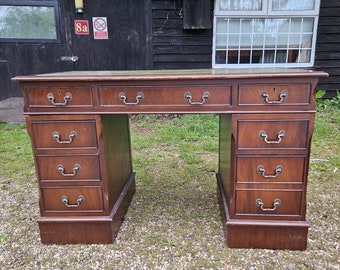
left=37, top=155, right=101, bottom=183
left=41, top=187, right=104, bottom=212
left=236, top=156, right=306, bottom=184
left=235, top=190, right=302, bottom=216
left=238, top=83, right=312, bottom=106
left=31, top=120, right=98, bottom=149
left=237, top=119, right=310, bottom=150
left=26, top=86, right=93, bottom=108
left=98, top=85, right=231, bottom=107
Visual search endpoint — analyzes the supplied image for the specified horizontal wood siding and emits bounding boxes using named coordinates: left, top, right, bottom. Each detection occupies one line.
left=315, top=0, right=340, bottom=97
left=152, top=0, right=213, bottom=69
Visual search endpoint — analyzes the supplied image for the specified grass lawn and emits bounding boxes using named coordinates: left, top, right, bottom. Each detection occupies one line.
left=0, top=100, right=339, bottom=269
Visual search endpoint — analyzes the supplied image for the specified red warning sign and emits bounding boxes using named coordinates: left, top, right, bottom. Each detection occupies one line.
left=92, top=17, right=108, bottom=40
left=74, top=20, right=89, bottom=35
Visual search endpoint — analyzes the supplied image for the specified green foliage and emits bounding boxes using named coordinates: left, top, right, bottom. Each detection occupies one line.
left=316, top=90, right=340, bottom=111
left=0, top=123, right=34, bottom=179
left=315, top=89, right=326, bottom=100
left=316, top=90, right=340, bottom=125
left=157, top=114, right=218, bottom=140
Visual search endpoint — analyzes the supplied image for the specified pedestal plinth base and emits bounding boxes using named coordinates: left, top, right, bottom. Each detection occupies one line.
left=216, top=174, right=309, bottom=250
left=38, top=173, right=135, bottom=244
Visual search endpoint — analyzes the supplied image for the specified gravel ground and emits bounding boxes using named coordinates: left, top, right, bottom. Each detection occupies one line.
left=0, top=113, right=339, bottom=269
left=1, top=160, right=339, bottom=269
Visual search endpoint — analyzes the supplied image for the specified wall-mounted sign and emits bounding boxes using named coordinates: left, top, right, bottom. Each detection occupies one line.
left=92, top=17, right=108, bottom=40
left=74, top=20, right=89, bottom=35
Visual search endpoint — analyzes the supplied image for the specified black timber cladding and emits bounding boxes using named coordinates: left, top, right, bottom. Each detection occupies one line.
left=183, top=0, right=212, bottom=30
left=314, top=0, right=340, bottom=97
left=152, top=0, right=213, bottom=70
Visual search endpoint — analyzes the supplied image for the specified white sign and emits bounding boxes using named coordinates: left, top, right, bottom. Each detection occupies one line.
left=92, top=17, right=108, bottom=40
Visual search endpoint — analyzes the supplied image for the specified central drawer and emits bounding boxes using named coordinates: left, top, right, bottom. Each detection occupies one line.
left=98, top=84, right=231, bottom=108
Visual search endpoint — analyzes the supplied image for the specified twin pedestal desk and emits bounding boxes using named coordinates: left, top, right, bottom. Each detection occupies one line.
left=14, top=69, right=328, bottom=250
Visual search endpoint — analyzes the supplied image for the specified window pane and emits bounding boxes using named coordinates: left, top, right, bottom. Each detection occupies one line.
left=228, top=51, right=239, bottom=63
left=302, top=18, right=314, bottom=32
left=252, top=50, right=263, bottom=63
left=288, top=50, right=299, bottom=63
left=216, top=33, right=228, bottom=47
left=216, top=50, right=227, bottom=64
left=228, top=34, right=240, bottom=47
left=216, top=19, right=228, bottom=32
left=263, top=50, right=275, bottom=63
left=214, top=17, right=314, bottom=65
left=241, top=19, right=253, bottom=32
left=240, top=34, right=252, bottom=46
left=240, top=50, right=251, bottom=63
left=276, top=50, right=287, bottom=63
left=297, top=49, right=311, bottom=63
left=272, top=0, right=315, bottom=11
left=219, top=0, right=262, bottom=11
left=0, top=5, right=57, bottom=39
left=229, top=20, right=241, bottom=33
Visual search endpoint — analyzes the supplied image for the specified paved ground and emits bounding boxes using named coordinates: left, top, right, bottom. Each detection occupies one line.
left=0, top=97, right=25, bottom=124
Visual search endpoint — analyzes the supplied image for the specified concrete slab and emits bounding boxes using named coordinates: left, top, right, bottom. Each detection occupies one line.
left=0, top=98, right=25, bottom=124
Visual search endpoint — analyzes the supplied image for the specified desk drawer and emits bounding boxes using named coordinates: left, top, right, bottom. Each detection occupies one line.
left=30, top=120, right=98, bottom=149
left=236, top=118, right=310, bottom=150
left=236, top=156, right=306, bottom=184
left=26, top=86, right=93, bottom=108
left=37, top=154, right=101, bottom=183
left=235, top=190, right=302, bottom=217
left=98, top=84, right=231, bottom=107
left=238, top=83, right=312, bottom=106
left=41, top=187, right=104, bottom=213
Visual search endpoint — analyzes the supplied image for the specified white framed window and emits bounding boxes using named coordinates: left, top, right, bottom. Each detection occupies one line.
left=213, top=0, right=321, bottom=68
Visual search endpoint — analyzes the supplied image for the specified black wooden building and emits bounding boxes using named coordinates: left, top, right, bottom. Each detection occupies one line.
left=0, top=0, right=339, bottom=100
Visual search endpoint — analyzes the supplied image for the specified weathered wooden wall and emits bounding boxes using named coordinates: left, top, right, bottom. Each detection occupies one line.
left=151, top=0, right=213, bottom=70
left=0, top=0, right=338, bottom=100
left=314, top=0, right=340, bottom=97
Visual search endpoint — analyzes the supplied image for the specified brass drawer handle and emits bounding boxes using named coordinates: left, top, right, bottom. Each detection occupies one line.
left=184, top=91, right=210, bottom=105
left=47, top=92, right=72, bottom=106
left=256, top=198, right=281, bottom=211
left=257, top=165, right=283, bottom=178
left=57, top=164, right=81, bottom=177
left=61, top=195, right=85, bottom=208
left=119, top=92, right=144, bottom=105
left=261, top=90, right=288, bottom=104
left=259, top=130, right=285, bottom=144
left=53, top=131, right=77, bottom=144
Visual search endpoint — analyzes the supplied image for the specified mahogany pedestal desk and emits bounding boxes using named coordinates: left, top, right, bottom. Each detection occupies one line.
left=14, top=69, right=328, bottom=250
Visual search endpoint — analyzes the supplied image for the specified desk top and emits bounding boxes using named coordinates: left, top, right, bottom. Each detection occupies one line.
left=13, top=68, right=328, bottom=82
